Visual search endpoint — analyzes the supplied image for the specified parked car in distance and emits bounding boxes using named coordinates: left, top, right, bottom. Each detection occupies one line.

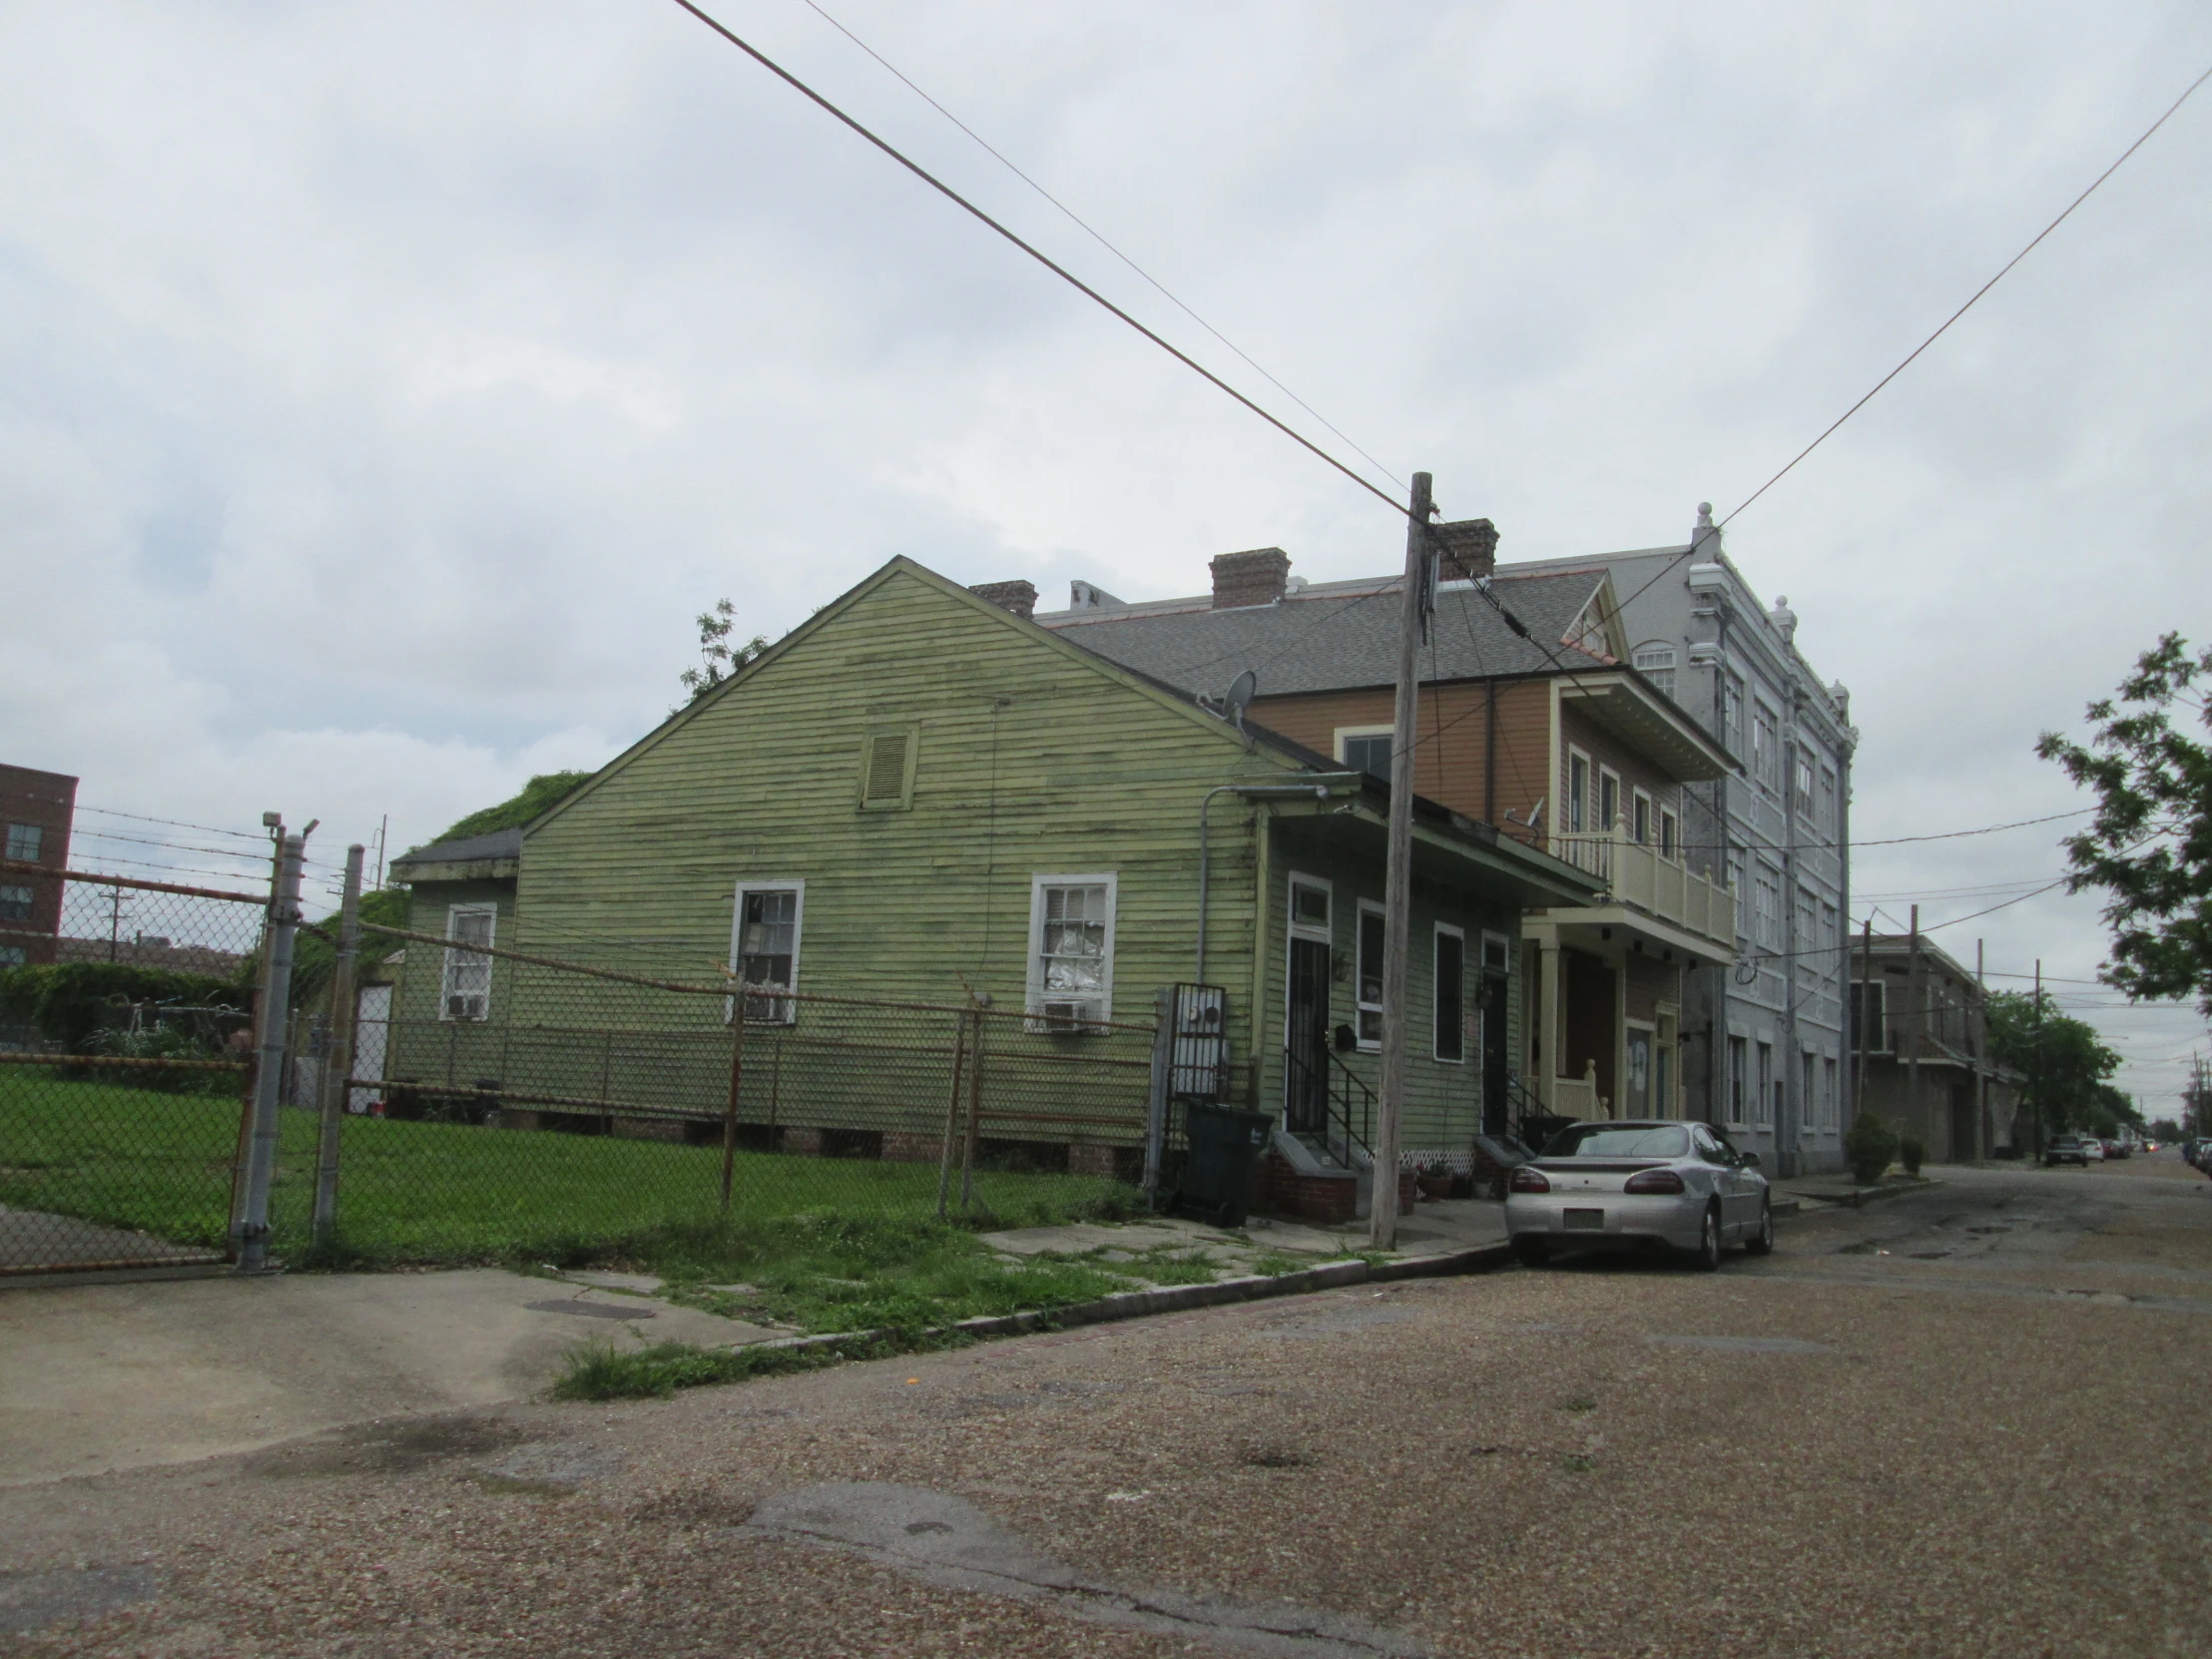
left=2045, top=1135, right=2093, bottom=1167
left=1505, top=1120, right=1772, bottom=1273
left=2084, top=1138, right=2105, bottom=1161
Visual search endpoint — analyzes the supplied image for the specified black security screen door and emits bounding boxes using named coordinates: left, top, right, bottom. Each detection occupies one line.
left=1479, top=970, right=1509, bottom=1136
left=1286, top=935, right=1331, bottom=1134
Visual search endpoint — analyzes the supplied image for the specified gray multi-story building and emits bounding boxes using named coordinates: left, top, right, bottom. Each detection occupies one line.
left=1505, top=505, right=1858, bottom=1175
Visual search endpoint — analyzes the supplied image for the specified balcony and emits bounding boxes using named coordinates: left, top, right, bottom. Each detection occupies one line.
left=1547, top=830, right=1736, bottom=951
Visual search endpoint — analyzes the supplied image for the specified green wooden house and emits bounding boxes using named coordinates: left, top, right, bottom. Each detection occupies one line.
left=383, top=558, right=1600, bottom=1213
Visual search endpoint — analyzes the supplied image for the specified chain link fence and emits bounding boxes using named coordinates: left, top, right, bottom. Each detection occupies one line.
left=0, top=859, right=269, bottom=1273
left=1, top=841, right=1229, bottom=1273
left=282, top=920, right=1163, bottom=1263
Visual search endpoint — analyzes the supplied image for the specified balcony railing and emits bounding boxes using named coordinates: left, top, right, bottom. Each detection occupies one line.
left=1549, top=830, right=1735, bottom=947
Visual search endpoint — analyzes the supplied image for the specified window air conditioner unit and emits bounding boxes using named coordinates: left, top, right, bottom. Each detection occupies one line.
left=1041, top=999, right=1093, bottom=1032
left=446, top=992, right=488, bottom=1022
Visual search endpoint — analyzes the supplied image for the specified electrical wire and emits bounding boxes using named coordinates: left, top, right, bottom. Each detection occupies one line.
left=76, top=805, right=267, bottom=841
left=665, top=0, right=1410, bottom=522
left=1607, top=60, right=2212, bottom=622
left=795, top=0, right=1404, bottom=496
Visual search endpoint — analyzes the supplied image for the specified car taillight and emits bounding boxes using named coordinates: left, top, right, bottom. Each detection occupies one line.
left=1623, top=1169, right=1686, bottom=1194
left=1508, top=1166, right=1550, bottom=1194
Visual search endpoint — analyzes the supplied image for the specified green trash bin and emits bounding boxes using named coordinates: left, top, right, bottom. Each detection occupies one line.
left=1175, top=1101, right=1273, bottom=1228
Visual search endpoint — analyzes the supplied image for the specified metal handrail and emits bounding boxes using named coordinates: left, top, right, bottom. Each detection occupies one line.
left=1284, top=1044, right=1375, bottom=1169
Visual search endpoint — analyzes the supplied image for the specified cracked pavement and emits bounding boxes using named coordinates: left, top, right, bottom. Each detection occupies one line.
left=2, top=1154, right=2207, bottom=1656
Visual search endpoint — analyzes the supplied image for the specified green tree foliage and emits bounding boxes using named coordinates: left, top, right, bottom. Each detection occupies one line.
left=1844, top=1110, right=1899, bottom=1186
left=2149, top=1118, right=2182, bottom=1140
left=2038, top=634, right=2212, bottom=1013
left=678, top=598, right=768, bottom=704
left=0, top=961, right=247, bottom=1051
left=429, top=772, right=592, bottom=845
left=1984, top=988, right=2124, bottom=1136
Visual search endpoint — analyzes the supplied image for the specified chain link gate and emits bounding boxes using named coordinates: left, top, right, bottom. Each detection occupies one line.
left=0, top=857, right=273, bottom=1274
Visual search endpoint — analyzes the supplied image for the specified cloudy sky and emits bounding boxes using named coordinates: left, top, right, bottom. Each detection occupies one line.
left=4, top=0, right=2208, bottom=1106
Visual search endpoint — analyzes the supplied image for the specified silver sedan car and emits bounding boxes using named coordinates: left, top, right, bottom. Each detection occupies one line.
left=1505, top=1120, right=1772, bottom=1271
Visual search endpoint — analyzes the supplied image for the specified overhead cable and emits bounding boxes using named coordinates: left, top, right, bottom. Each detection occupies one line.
left=795, top=0, right=1405, bottom=496
left=665, top=0, right=1409, bottom=520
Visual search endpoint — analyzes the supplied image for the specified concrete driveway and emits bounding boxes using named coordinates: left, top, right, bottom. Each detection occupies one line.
left=0, top=1269, right=773, bottom=1485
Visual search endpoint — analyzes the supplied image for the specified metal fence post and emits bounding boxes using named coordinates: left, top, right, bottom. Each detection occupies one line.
left=237, top=829, right=305, bottom=1274
left=312, top=844, right=363, bottom=1246
left=1143, top=985, right=1173, bottom=1209
left=936, top=1012, right=969, bottom=1220
left=958, top=1007, right=984, bottom=1210
left=721, top=992, right=747, bottom=1216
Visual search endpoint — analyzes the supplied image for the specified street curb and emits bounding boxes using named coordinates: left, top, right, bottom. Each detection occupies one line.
left=730, top=1243, right=1516, bottom=1359
left=1785, top=1179, right=1938, bottom=1210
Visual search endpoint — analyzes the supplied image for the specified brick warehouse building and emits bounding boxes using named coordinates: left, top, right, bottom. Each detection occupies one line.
left=0, top=764, right=78, bottom=967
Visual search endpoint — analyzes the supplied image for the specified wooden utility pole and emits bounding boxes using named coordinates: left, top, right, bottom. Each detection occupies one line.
left=2032, top=958, right=2044, bottom=1160
left=1856, top=916, right=1872, bottom=1114
left=1371, top=470, right=1433, bottom=1250
left=1974, top=937, right=1987, bottom=1161
left=1905, top=904, right=1923, bottom=1140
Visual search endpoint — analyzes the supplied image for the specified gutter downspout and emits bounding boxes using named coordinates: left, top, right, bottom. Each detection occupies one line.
left=1197, top=780, right=1353, bottom=985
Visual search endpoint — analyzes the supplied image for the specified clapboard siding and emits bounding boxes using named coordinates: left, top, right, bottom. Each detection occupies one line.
left=515, top=566, right=1295, bottom=1067
left=1251, top=679, right=1556, bottom=832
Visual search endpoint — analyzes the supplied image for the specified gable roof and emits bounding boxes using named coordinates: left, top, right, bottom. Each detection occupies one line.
left=1035, top=568, right=1619, bottom=698
left=388, top=827, right=522, bottom=883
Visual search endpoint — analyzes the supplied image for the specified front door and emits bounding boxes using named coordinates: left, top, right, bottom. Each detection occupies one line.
left=1286, top=935, right=1332, bottom=1134
left=1478, top=970, right=1509, bottom=1136
left=1623, top=1026, right=1652, bottom=1117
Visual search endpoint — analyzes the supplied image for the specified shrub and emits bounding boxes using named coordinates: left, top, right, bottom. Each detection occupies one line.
left=1844, top=1111, right=1899, bottom=1187
left=0, top=962, right=247, bottom=1051
left=1898, top=1134, right=1926, bottom=1177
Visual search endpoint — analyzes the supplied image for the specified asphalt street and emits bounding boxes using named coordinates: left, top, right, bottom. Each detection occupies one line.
left=4, top=1153, right=2209, bottom=1657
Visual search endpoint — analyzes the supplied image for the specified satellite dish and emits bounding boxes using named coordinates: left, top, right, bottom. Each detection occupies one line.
left=1223, top=670, right=1257, bottom=749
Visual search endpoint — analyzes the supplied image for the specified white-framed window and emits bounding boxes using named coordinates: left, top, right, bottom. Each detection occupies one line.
left=1819, top=764, right=1839, bottom=838
left=1631, top=788, right=1653, bottom=845
left=1752, top=703, right=1779, bottom=795
left=1721, top=674, right=1745, bottom=758
left=1026, top=873, right=1117, bottom=1030
left=1753, top=864, right=1782, bottom=950
left=1632, top=642, right=1677, bottom=701
left=1820, top=902, right=1840, bottom=968
left=731, top=880, right=805, bottom=1024
left=439, top=904, right=497, bottom=1022
left=1794, top=747, right=1817, bottom=821
left=1336, top=727, right=1394, bottom=782
left=1288, top=871, right=1332, bottom=937
left=1660, top=807, right=1679, bottom=861
left=1800, top=1048, right=1817, bottom=1136
left=1823, top=1055, right=1839, bottom=1131
left=1433, top=922, right=1465, bottom=1064
left=5, top=823, right=42, bottom=863
left=0, top=944, right=24, bottom=968
left=1566, top=749, right=1590, bottom=835
left=1727, top=1034, right=1748, bottom=1125
left=1754, top=1040, right=1774, bottom=1127
left=0, top=884, right=33, bottom=922
left=1598, top=768, right=1621, bottom=837
left=1356, top=898, right=1386, bottom=1049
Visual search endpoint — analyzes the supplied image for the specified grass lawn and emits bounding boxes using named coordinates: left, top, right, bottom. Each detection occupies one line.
left=2, top=1074, right=1172, bottom=1331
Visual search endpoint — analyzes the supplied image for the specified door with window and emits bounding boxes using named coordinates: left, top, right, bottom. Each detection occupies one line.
left=1477, top=966, right=1510, bottom=1136
left=1623, top=1025, right=1652, bottom=1117
left=1284, top=877, right=1332, bottom=1134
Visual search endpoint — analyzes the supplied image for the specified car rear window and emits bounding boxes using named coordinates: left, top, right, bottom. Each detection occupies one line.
left=1543, top=1125, right=1691, bottom=1159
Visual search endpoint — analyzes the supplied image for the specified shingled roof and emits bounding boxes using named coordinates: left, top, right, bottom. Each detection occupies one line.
left=1036, top=568, right=1615, bottom=698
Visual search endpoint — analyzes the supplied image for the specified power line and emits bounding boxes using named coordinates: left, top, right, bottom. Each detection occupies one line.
left=1608, top=61, right=2212, bottom=621
left=76, top=805, right=267, bottom=842
left=666, top=0, right=1409, bottom=522
left=795, top=0, right=1404, bottom=497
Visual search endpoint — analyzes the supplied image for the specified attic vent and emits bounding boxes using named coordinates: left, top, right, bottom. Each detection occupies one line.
left=858, top=728, right=916, bottom=811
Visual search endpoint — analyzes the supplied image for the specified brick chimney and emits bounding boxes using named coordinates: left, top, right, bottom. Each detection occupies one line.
left=969, top=580, right=1037, bottom=621
left=1431, top=518, right=1498, bottom=582
left=1209, top=547, right=1291, bottom=609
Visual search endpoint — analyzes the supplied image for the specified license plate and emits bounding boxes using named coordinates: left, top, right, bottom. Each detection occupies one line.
left=1563, top=1209, right=1604, bottom=1231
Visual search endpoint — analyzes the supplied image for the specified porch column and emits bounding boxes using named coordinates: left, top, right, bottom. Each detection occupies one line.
left=1537, top=937, right=1561, bottom=1116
